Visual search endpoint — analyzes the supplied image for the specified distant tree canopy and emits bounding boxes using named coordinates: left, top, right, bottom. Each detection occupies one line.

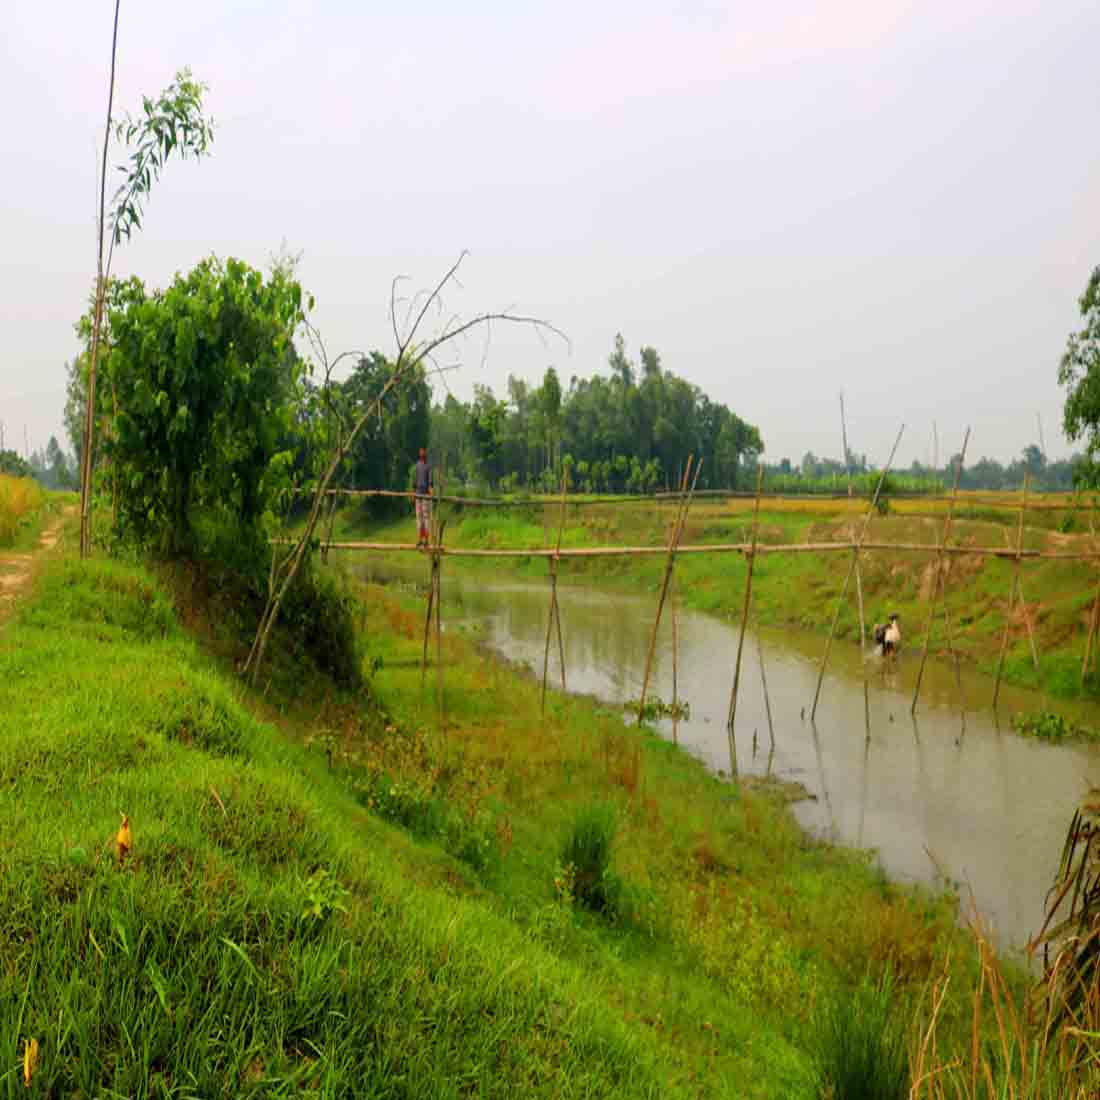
left=427, top=335, right=763, bottom=493
left=763, top=446, right=1081, bottom=494
left=27, top=437, right=77, bottom=490
left=0, top=451, right=32, bottom=478
left=1059, top=265, right=1100, bottom=488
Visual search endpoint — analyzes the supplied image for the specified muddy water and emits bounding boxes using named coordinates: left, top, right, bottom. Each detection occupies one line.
left=354, top=558, right=1100, bottom=953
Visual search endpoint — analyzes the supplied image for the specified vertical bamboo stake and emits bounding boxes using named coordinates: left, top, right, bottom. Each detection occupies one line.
left=1083, top=582, right=1100, bottom=686
left=911, top=428, right=971, bottom=714
left=671, top=575, right=680, bottom=746
left=541, top=473, right=569, bottom=714
left=420, top=564, right=435, bottom=690
left=840, top=391, right=868, bottom=650
left=854, top=556, right=867, bottom=652
left=636, top=458, right=699, bottom=726
left=434, top=519, right=446, bottom=727
left=811, top=424, right=905, bottom=721
left=726, top=467, right=764, bottom=776
left=755, top=623, right=775, bottom=750
left=993, top=477, right=1030, bottom=709
left=1081, top=496, right=1100, bottom=686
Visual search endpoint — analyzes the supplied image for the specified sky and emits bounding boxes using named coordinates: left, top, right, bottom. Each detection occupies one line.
left=2, top=0, right=1098, bottom=470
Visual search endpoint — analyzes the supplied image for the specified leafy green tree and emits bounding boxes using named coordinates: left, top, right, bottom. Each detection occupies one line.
left=102, top=256, right=306, bottom=550
left=1060, top=266, right=1100, bottom=486
left=80, top=60, right=215, bottom=555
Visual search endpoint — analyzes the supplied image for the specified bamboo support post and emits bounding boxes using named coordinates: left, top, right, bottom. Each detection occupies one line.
left=726, top=467, right=765, bottom=774
left=420, top=563, right=436, bottom=690
left=637, top=458, right=699, bottom=726
left=755, top=622, right=775, bottom=750
left=854, top=555, right=867, bottom=651
left=1084, top=582, right=1100, bottom=686
left=671, top=575, right=680, bottom=746
left=1082, top=497, right=1100, bottom=686
left=541, top=474, right=569, bottom=714
left=434, top=519, right=446, bottom=727
left=811, top=424, right=906, bottom=722
left=911, top=428, right=971, bottom=714
left=993, top=476, right=1030, bottom=709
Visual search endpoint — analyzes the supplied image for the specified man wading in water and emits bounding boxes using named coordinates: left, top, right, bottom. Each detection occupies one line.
left=414, top=447, right=434, bottom=549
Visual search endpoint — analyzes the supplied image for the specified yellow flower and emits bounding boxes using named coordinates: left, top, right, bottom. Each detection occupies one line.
left=23, top=1037, right=39, bottom=1087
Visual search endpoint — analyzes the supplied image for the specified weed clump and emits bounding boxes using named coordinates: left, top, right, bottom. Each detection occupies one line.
left=810, top=969, right=909, bottom=1100
left=561, top=802, right=622, bottom=918
left=1011, top=710, right=1099, bottom=743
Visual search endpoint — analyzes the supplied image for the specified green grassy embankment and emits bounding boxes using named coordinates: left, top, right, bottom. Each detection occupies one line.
left=333, top=492, right=1100, bottom=703
left=0, top=514, right=989, bottom=1097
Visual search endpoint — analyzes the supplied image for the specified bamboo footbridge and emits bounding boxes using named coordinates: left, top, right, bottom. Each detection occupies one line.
left=289, top=428, right=1100, bottom=778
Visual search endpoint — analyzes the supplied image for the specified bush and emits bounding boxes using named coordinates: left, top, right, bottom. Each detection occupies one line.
left=811, top=969, right=910, bottom=1100
left=188, top=514, right=363, bottom=690
left=561, top=803, right=622, bottom=918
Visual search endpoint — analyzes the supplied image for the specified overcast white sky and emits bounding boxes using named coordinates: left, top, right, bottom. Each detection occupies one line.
left=2, top=0, right=1097, bottom=468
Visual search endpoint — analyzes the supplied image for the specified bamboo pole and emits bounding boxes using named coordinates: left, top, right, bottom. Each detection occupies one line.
left=911, top=428, right=971, bottom=714
left=435, top=519, right=446, bottom=727
left=420, top=561, right=435, bottom=690
left=1082, top=497, right=1100, bottom=687
left=726, top=467, right=765, bottom=775
left=289, top=539, right=1100, bottom=563
left=993, top=476, right=1029, bottom=710
left=636, top=458, right=699, bottom=726
left=755, top=623, right=775, bottom=750
left=840, top=390, right=868, bottom=650
left=854, top=556, right=867, bottom=651
left=671, top=575, right=680, bottom=746
left=810, top=424, right=905, bottom=722
left=541, top=473, right=569, bottom=714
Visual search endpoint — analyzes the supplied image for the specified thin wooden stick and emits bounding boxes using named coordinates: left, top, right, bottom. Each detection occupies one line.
left=811, top=424, right=906, bottom=722
left=755, top=621, right=775, bottom=749
left=912, top=428, right=971, bottom=714
left=637, top=458, right=699, bottom=726
left=727, top=467, right=765, bottom=777
left=839, top=389, right=866, bottom=649
left=541, top=473, right=569, bottom=714
left=1084, top=581, right=1100, bottom=686
left=420, top=564, right=435, bottom=690
left=854, top=554, right=867, bottom=651
left=435, top=519, right=446, bottom=727
left=1082, top=496, right=1100, bottom=686
left=671, top=574, right=680, bottom=746
left=554, top=472, right=567, bottom=692
left=993, top=476, right=1029, bottom=710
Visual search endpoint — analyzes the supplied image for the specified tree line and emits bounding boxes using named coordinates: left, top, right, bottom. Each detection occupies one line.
left=766, top=443, right=1082, bottom=494
left=429, top=336, right=763, bottom=494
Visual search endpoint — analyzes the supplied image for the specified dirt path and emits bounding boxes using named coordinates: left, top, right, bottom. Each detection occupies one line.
left=0, top=507, right=75, bottom=614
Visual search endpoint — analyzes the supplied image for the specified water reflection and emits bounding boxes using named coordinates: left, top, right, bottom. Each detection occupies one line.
left=351, top=556, right=1100, bottom=952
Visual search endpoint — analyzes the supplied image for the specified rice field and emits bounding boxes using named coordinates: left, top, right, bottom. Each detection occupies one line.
left=0, top=473, right=44, bottom=547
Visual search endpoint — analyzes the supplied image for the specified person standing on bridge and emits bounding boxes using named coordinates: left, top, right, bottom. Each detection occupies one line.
left=414, top=447, right=434, bottom=549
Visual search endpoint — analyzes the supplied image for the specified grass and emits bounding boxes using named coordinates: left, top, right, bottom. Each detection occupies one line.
left=0, top=517, right=1000, bottom=1097
left=0, top=474, right=46, bottom=548
left=328, top=490, right=1100, bottom=702
left=810, top=969, right=909, bottom=1100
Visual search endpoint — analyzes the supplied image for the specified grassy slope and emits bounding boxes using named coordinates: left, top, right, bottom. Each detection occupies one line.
left=0, top=522, right=983, bottom=1097
left=334, top=493, right=1100, bottom=702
